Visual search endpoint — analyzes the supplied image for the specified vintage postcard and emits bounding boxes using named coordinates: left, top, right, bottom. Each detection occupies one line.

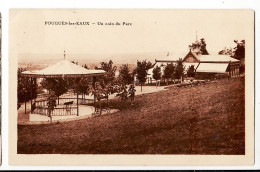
left=9, top=9, right=254, bottom=165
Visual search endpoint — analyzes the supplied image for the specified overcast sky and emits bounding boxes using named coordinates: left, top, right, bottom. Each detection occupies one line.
left=10, top=9, right=254, bottom=63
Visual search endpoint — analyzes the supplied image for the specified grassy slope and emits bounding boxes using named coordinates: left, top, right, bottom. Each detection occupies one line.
left=18, top=77, right=245, bottom=154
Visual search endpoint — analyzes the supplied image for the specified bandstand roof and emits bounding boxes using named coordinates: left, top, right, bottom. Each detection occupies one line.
left=21, top=59, right=106, bottom=78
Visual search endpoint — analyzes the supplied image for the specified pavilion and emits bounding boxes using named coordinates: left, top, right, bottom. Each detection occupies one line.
left=20, top=52, right=106, bottom=118
left=147, top=37, right=240, bottom=82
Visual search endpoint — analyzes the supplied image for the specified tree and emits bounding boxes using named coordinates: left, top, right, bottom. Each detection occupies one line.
left=220, top=40, right=245, bottom=74
left=174, top=58, right=185, bottom=82
left=187, top=65, right=195, bottom=77
left=136, top=60, right=149, bottom=92
left=189, top=38, right=209, bottom=55
left=41, top=78, right=68, bottom=105
left=47, top=91, right=57, bottom=122
left=18, top=68, right=30, bottom=110
left=119, top=64, right=133, bottom=84
left=233, top=40, right=245, bottom=60
left=82, top=64, right=89, bottom=69
left=96, top=60, right=117, bottom=85
left=200, top=38, right=209, bottom=55
left=152, top=65, right=161, bottom=87
left=163, top=63, right=175, bottom=85
left=92, top=60, right=117, bottom=112
left=234, top=40, right=245, bottom=74
left=146, top=61, right=153, bottom=70
left=17, top=68, right=38, bottom=112
left=218, top=47, right=233, bottom=55
left=71, top=61, right=78, bottom=65
left=128, top=84, right=136, bottom=103
left=88, top=82, right=107, bottom=115
left=101, top=81, right=117, bottom=106
left=116, top=84, right=128, bottom=101
left=77, top=77, right=92, bottom=99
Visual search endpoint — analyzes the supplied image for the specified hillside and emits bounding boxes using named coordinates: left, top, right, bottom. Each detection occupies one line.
left=18, top=77, right=245, bottom=154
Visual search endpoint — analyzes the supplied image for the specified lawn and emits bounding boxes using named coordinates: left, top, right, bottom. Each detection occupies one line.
left=18, top=77, right=245, bottom=154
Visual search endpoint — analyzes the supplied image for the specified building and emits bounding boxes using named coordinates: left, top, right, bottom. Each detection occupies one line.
left=147, top=36, right=240, bottom=82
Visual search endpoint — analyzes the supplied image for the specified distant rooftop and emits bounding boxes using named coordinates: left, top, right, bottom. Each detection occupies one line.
left=156, top=52, right=239, bottom=63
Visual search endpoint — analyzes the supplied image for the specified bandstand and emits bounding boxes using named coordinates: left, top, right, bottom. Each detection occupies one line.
left=20, top=52, right=106, bottom=118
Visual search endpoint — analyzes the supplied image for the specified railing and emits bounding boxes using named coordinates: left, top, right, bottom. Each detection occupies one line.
left=33, top=97, right=94, bottom=116
left=33, top=106, right=77, bottom=116
left=58, top=98, right=94, bottom=105
left=35, top=98, right=94, bottom=106
left=35, top=99, right=48, bottom=108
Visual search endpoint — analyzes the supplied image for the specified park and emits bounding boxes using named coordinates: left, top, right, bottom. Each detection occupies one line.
left=18, top=76, right=245, bottom=154
left=17, top=38, right=245, bottom=154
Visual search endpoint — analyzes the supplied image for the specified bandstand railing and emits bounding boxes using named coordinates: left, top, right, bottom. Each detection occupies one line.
left=33, top=106, right=78, bottom=116
left=58, top=97, right=94, bottom=105
left=33, top=97, right=94, bottom=116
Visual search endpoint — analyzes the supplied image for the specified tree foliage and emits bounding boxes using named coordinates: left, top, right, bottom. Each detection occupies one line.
left=187, top=65, right=196, bottom=77
left=163, top=63, right=175, bottom=82
left=116, top=84, right=128, bottom=101
left=189, top=38, right=209, bottom=55
left=119, top=64, right=133, bottom=84
left=146, top=61, right=153, bottom=70
left=96, top=60, right=117, bottom=85
left=87, top=82, right=109, bottom=114
left=218, top=47, right=233, bottom=55
left=116, top=84, right=136, bottom=102
left=152, top=65, right=161, bottom=81
left=233, top=40, right=245, bottom=60
left=82, top=64, right=89, bottom=69
left=41, top=78, right=68, bottom=104
left=71, top=61, right=78, bottom=65
left=135, top=60, right=151, bottom=91
left=128, top=84, right=136, bottom=102
left=17, top=68, right=38, bottom=110
left=47, top=90, right=57, bottom=118
left=174, top=58, right=185, bottom=80
left=77, top=77, right=92, bottom=96
left=218, top=40, right=245, bottom=61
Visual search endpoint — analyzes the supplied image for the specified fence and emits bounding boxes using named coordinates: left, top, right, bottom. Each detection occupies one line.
left=33, top=106, right=78, bottom=116
left=33, top=97, right=94, bottom=116
left=58, top=97, right=94, bottom=105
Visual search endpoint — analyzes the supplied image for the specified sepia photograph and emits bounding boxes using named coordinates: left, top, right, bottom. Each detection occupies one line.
left=9, top=9, right=254, bottom=165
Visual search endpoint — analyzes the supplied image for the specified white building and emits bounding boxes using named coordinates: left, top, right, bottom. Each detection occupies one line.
left=147, top=38, right=240, bottom=82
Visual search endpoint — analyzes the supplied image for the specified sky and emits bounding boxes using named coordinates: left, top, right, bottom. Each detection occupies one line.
left=10, top=9, right=254, bottom=64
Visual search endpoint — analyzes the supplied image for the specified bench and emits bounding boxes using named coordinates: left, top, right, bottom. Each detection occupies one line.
left=64, top=101, right=74, bottom=114
left=64, top=101, right=74, bottom=105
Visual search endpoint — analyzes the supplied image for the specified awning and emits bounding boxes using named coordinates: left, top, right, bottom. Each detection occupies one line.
left=196, top=63, right=229, bottom=73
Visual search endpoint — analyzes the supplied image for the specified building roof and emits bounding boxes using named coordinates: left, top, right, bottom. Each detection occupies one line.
left=21, top=59, right=106, bottom=78
left=196, top=63, right=229, bottom=73
left=155, top=52, right=186, bottom=62
left=197, top=54, right=239, bottom=63
left=156, top=51, right=239, bottom=63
